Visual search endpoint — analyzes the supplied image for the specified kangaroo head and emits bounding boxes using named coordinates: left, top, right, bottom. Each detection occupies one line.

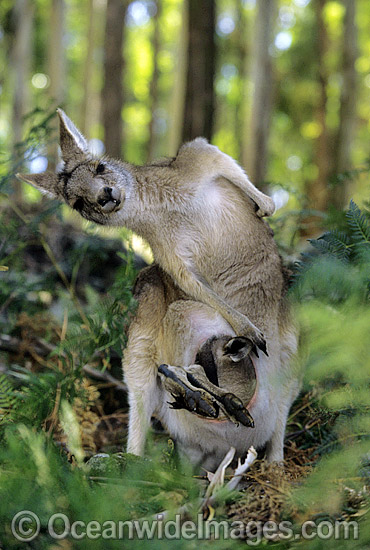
left=17, top=110, right=134, bottom=225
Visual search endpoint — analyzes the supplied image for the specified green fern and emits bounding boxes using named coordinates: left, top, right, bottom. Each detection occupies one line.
left=0, top=374, right=17, bottom=425
left=309, top=230, right=352, bottom=262
left=346, top=199, right=370, bottom=244
left=301, top=201, right=370, bottom=266
left=294, top=201, right=370, bottom=303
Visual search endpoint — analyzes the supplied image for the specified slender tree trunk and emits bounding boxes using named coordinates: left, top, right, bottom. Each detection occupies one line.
left=48, top=0, right=66, bottom=169
left=243, top=0, right=274, bottom=187
left=81, top=0, right=97, bottom=138
left=300, top=0, right=333, bottom=238
left=48, top=0, right=65, bottom=105
left=102, top=0, right=129, bottom=159
left=147, top=0, right=162, bottom=162
left=11, top=0, right=34, bottom=203
left=332, top=0, right=358, bottom=209
left=236, top=0, right=249, bottom=163
left=305, top=0, right=331, bottom=221
left=182, top=0, right=216, bottom=142
left=167, top=0, right=188, bottom=156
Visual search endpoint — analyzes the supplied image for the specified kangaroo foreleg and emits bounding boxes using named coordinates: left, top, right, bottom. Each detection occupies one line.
left=159, top=260, right=268, bottom=355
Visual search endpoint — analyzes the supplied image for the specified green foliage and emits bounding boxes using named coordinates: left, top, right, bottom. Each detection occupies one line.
left=289, top=201, right=370, bottom=539
left=295, top=200, right=370, bottom=299
left=0, top=373, right=17, bottom=425
left=0, top=424, right=202, bottom=549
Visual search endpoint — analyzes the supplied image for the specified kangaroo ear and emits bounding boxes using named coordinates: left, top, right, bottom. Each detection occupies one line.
left=57, top=109, right=88, bottom=165
left=16, top=172, right=60, bottom=198
left=223, top=337, right=252, bottom=362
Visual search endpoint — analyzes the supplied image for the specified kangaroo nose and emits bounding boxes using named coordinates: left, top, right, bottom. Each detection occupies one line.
left=98, top=186, right=122, bottom=209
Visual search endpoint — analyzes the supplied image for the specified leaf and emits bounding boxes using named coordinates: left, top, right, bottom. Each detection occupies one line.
left=0, top=374, right=17, bottom=423
left=320, top=230, right=351, bottom=262
left=346, top=200, right=370, bottom=244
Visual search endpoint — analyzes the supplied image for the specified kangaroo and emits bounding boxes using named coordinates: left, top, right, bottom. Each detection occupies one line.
left=18, top=109, right=301, bottom=469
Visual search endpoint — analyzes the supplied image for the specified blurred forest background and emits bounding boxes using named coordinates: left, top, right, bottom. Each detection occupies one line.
left=0, top=1, right=370, bottom=549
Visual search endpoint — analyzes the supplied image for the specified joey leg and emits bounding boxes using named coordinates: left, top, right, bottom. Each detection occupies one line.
left=158, top=364, right=218, bottom=419
left=158, top=363, right=254, bottom=428
left=186, top=365, right=255, bottom=428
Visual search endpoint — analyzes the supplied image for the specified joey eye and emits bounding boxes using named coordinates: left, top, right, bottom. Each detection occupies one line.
left=73, top=198, right=84, bottom=212
left=96, top=163, right=105, bottom=174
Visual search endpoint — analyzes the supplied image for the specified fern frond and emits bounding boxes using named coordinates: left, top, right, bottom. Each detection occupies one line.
left=308, top=237, right=332, bottom=255
left=319, top=231, right=351, bottom=262
left=346, top=200, right=370, bottom=244
left=0, top=374, right=17, bottom=424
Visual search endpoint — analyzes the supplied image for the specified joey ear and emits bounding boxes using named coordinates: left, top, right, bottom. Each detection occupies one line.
left=16, top=172, right=60, bottom=198
left=57, top=109, right=88, bottom=164
left=223, top=337, right=252, bottom=362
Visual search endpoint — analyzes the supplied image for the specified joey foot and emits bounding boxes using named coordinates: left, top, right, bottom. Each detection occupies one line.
left=158, top=364, right=254, bottom=428
left=158, top=364, right=218, bottom=419
left=187, top=372, right=254, bottom=428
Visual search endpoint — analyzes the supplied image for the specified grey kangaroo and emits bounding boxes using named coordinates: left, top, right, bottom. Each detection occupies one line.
left=18, top=110, right=301, bottom=470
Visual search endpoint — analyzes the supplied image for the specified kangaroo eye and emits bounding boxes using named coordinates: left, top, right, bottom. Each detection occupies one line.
left=96, top=163, right=105, bottom=174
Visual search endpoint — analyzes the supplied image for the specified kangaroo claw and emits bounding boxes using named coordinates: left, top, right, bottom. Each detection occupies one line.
left=186, top=373, right=254, bottom=428
left=158, top=364, right=218, bottom=418
left=231, top=316, right=268, bottom=356
left=159, top=363, right=255, bottom=428
left=217, top=393, right=255, bottom=428
left=256, top=337, right=268, bottom=356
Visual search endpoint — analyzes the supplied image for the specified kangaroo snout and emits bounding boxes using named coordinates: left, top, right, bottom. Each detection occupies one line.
left=97, top=186, right=122, bottom=212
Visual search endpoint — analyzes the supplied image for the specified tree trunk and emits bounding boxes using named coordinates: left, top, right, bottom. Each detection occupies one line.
left=305, top=0, right=331, bottom=220
left=11, top=0, right=34, bottom=202
left=243, top=0, right=274, bottom=187
left=182, top=0, right=216, bottom=142
left=236, top=0, right=249, bottom=163
left=81, top=0, right=97, bottom=138
left=147, top=0, right=162, bottom=162
left=332, top=0, right=358, bottom=209
left=167, top=0, right=188, bottom=156
left=102, top=0, right=129, bottom=159
left=48, top=0, right=66, bottom=170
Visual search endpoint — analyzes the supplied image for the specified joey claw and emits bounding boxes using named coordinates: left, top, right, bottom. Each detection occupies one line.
left=159, top=364, right=218, bottom=419
left=187, top=373, right=255, bottom=428
left=218, top=393, right=255, bottom=428
left=168, top=393, right=218, bottom=419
